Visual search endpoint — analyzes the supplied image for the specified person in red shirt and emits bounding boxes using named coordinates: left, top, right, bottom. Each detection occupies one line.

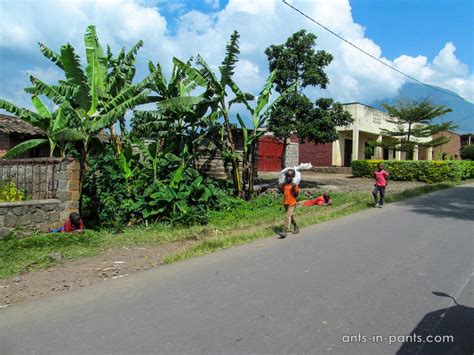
left=373, top=162, right=389, bottom=208
left=50, top=212, right=85, bottom=233
left=278, top=169, right=300, bottom=238
left=300, top=192, right=333, bottom=207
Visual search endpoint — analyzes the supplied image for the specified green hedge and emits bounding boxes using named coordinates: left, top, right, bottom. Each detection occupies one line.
left=351, top=160, right=474, bottom=183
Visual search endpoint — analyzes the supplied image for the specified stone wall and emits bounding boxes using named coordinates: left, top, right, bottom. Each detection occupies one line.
left=0, top=200, right=62, bottom=236
left=196, top=149, right=257, bottom=180
left=284, top=142, right=299, bottom=168
left=0, top=158, right=80, bottom=237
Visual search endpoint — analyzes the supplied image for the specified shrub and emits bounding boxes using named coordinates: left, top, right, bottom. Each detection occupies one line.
left=82, top=145, right=241, bottom=228
left=460, top=145, right=474, bottom=160
left=0, top=180, right=29, bottom=202
left=351, top=160, right=474, bottom=183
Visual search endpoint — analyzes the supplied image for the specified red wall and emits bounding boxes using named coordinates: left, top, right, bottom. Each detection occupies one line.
left=258, top=136, right=284, bottom=172
left=299, top=141, right=332, bottom=166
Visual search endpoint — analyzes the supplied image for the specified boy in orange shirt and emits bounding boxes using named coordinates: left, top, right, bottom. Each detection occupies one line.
left=278, top=169, right=300, bottom=238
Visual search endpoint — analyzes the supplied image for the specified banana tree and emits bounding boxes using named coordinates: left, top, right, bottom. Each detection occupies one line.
left=19, top=25, right=159, bottom=212
left=132, top=59, right=218, bottom=165
left=112, top=58, right=214, bottom=183
left=234, top=72, right=298, bottom=198
left=172, top=31, right=248, bottom=196
left=0, top=96, right=84, bottom=158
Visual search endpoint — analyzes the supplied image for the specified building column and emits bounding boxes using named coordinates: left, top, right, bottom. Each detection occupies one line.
left=375, top=135, right=383, bottom=159
left=332, top=138, right=342, bottom=166
left=352, top=128, right=359, bottom=161
left=427, top=147, right=433, bottom=161
left=413, top=145, right=419, bottom=161
left=395, top=144, right=402, bottom=161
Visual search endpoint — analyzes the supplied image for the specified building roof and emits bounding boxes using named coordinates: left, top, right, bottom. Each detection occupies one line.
left=342, top=102, right=377, bottom=109
left=0, top=114, right=45, bottom=136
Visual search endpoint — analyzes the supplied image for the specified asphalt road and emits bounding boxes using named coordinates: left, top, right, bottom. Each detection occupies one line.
left=1, top=184, right=473, bottom=355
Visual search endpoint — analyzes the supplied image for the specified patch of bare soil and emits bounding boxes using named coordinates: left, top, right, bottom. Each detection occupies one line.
left=0, top=240, right=199, bottom=307
left=258, top=172, right=427, bottom=193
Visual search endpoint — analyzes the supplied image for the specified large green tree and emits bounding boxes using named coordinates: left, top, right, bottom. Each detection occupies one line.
left=2, top=26, right=159, bottom=212
left=265, top=30, right=352, bottom=168
left=378, top=98, right=455, bottom=159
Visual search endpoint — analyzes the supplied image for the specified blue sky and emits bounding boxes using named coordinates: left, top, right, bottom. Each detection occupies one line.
left=350, top=0, right=473, bottom=66
left=0, top=0, right=472, bottom=119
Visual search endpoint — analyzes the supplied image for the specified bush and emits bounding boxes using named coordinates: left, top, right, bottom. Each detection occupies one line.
left=351, top=159, right=474, bottom=183
left=0, top=180, right=29, bottom=202
left=82, top=147, right=132, bottom=228
left=82, top=145, right=241, bottom=228
left=460, top=145, right=474, bottom=160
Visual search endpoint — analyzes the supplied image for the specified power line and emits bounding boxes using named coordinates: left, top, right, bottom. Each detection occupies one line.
left=453, top=113, right=474, bottom=124
left=282, top=0, right=474, bottom=102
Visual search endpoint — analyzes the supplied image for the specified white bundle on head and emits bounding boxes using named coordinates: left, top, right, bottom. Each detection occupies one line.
left=278, top=163, right=313, bottom=185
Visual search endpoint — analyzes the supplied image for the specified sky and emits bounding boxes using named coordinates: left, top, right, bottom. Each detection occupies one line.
left=0, top=0, right=473, bottom=121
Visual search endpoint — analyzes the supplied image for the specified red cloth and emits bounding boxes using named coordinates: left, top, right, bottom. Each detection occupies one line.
left=63, top=219, right=84, bottom=232
left=374, top=170, right=389, bottom=187
left=302, top=196, right=326, bottom=207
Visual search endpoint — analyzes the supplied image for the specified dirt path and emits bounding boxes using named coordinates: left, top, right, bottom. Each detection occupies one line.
left=258, top=172, right=426, bottom=193
left=0, top=241, right=199, bottom=307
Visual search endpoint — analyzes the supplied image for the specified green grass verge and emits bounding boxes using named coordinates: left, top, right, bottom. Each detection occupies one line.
left=0, top=181, right=458, bottom=278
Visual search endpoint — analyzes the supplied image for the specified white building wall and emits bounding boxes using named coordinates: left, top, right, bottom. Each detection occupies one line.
left=330, top=103, right=431, bottom=166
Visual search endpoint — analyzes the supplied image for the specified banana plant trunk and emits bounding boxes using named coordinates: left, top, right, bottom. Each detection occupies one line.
left=223, top=113, right=242, bottom=196
left=245, top=142, right=256, bottom=200
left=109, top=125, right=122, bottom=155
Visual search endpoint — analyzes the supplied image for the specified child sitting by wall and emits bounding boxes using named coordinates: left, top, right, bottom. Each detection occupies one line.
left=50, top=212, right=85, bottom=233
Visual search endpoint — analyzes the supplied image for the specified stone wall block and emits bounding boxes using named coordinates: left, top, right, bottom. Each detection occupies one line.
left=42, top=204, right=56, bottom=212
left=11, top=206, right=25, bottom=216
left=32, top=210, right=46, bottom=223
left=4, top=214, right=18, bottom=228
left=48, top=212, right=60, bottom=223
left=19, top=214, right=31, bottom=227
left=0, top=228, right=11, bottom=238
left=57, top=191, right=72, bottom=202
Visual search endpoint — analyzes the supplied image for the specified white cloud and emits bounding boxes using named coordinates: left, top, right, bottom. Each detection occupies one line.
left=433, top=42, right=469, bottom=77
left=0, top=0, right=472, bottom=113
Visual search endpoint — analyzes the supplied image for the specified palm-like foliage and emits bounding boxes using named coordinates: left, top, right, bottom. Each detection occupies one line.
left=129, top=59, right=217, bottom=181
left=16, top=25, right=158, bottom=211
left=379, top=99, right=456, bottom=159
left=235, top=72, right=298, bottom=198
left=172, top=31, right=250, bottom=196
left=0, top=97, right=84, bottom=158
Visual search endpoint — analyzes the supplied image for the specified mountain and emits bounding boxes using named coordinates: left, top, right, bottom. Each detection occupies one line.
left=371, top=83, right=473, bottom=134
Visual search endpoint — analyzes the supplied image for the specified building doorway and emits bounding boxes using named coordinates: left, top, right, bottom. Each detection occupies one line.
left=344, top=139, right=352, bottom=167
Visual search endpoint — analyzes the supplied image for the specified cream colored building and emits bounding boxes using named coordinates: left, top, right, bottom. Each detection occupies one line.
left=331, top=103, right=432, bottom=166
